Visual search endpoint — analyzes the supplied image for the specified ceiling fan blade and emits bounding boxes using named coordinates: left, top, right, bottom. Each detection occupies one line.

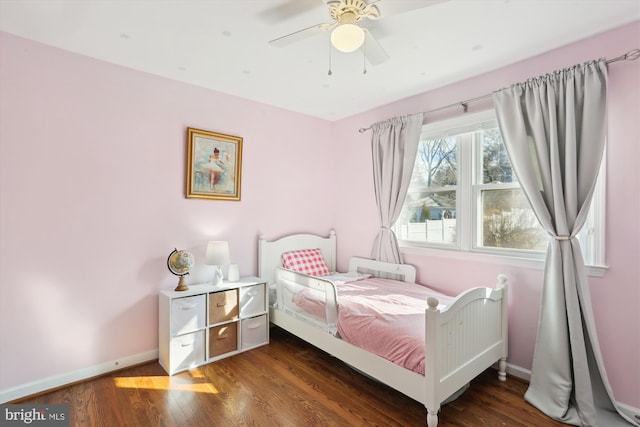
left=366, top=0, right=450, bottom=19
left=269, top=22, right=335, bottom=47
left=362, top=30, right=389, bottom=65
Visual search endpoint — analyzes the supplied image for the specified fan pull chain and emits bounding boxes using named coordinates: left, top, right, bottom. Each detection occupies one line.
left=328, top=39, right=333, bottom=76
left=362, top=37, right=367, bottom=74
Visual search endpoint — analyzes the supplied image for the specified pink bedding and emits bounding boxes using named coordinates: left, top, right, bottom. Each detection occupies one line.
left=293, top=276, right=454, bottom=375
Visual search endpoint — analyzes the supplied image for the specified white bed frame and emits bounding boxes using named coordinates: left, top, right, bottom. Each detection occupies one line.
left=258, top=231, right=508, bottom=427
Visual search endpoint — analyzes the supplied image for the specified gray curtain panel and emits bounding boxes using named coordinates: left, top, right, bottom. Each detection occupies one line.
left=493, top=60, right=635, bottom=426
left=369, top=113, right=422, bottom=263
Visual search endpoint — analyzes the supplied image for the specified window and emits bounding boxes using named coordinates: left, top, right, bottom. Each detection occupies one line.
left=395, top=110, right=605, bottom=268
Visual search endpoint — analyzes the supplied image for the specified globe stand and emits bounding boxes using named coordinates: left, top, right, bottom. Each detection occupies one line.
left=175, top=275, right=189, bottom=292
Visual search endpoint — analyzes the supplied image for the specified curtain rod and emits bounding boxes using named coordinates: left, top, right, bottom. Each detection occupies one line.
left=358, top=48, right=640, bottom=133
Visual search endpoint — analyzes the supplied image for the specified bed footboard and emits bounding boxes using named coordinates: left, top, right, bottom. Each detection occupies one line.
left=424, top=274, right=508, bottom=427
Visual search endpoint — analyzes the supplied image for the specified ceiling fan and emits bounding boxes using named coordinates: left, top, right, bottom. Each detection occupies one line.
left=268, top=0, right=449, bottom=66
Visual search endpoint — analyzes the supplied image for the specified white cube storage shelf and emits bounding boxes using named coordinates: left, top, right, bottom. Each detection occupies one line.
left=159, top=277, right=269, bottom=375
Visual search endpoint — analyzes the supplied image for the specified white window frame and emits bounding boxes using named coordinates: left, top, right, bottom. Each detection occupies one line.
left=396, top=110, right=607, bottom=276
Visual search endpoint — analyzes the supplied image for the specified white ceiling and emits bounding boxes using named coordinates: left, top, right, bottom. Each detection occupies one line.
left=1, top=0, right=639, bottom=121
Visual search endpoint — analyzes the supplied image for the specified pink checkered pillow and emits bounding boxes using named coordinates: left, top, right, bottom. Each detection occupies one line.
left=281, top=248, right=331, bottom=276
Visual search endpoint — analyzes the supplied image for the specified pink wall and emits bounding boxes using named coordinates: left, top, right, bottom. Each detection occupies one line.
left=332, top=22, right=640, bottom=407
left=1, top=21, right=638, bottom=409
left=0, top=32, right=336, bottom=395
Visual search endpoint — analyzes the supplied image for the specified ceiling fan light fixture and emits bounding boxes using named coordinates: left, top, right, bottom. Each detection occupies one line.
left=330, top=23, right=365, bottom=53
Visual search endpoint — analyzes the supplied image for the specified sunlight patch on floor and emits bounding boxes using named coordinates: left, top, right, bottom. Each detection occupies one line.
left=114, top=376, right=219, bottom=394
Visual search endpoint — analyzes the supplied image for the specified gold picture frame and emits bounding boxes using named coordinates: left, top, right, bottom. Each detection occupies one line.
left=186, top=127, right=243, bottom=201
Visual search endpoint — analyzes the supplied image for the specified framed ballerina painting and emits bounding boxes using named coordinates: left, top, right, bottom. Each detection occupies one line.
left=186, top=127, right=243, bottom=201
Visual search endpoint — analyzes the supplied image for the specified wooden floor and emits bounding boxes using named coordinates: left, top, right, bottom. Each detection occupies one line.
left=15, top=326, right=566, bottom=426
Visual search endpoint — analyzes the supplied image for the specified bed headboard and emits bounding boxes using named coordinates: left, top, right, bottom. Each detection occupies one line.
left=258, top=230, right=337, bottom=286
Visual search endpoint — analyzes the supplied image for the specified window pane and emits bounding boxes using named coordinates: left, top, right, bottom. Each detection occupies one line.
left=413, top=137, right=457, bottom=188
left=481, top=129, right=515, bottom=184
left=398, top=111, right=603, bottom=268
left=481, top=189, right=548, bottom=250
left=398, top=191, right=456, bottom=244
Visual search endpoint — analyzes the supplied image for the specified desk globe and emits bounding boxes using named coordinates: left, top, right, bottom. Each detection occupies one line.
left=167, top=249, right=195, bottom=291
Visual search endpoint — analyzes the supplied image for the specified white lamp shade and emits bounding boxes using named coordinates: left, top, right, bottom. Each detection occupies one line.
left=205, top=241, right=230, bottom=266
left=331, top=24, right=365, bottom=53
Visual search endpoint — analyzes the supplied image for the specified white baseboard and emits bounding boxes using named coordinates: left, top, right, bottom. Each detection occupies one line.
left=491, top=360, right=531, bottom=382
left=505, top=362, right=532, bottom=381
left=0, top=350, right=158, bottom=403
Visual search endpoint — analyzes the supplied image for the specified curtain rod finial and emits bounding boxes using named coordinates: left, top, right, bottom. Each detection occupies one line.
left=625, top=48, right=640, bottom=61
